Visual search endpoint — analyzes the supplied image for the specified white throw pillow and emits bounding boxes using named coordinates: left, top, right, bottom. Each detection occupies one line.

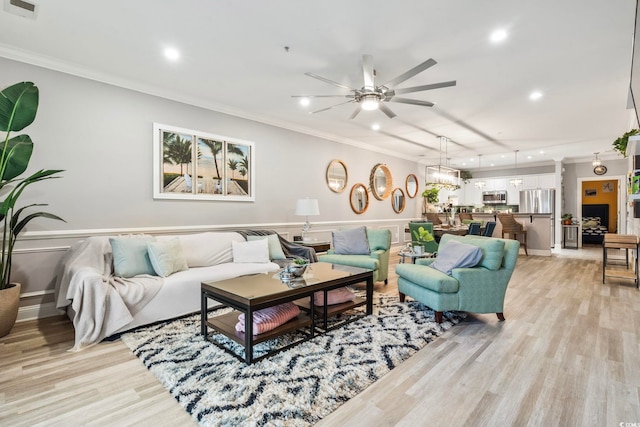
left=232, top=239, right=270, bottom=263
left=247, top=234, right=286, bottom=260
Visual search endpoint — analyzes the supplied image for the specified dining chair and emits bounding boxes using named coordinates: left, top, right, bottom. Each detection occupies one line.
left=467, top=222, right=481, bottom=235
left=425, top=212, right=442, bottom=225
left=483, top=221, right=497, bottom=237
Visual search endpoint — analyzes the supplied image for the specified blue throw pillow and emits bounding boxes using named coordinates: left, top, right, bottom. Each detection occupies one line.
left=430, top=239, right=483, bottom=276
left=332, top=226, right=370, bottom=255
left=109, top=236, right=157, bottom=278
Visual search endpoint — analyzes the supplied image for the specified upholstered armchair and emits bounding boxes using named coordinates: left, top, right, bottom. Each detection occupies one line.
left=395, top=234, right=520, bottom=323
left=318, top=227, right=391, bottom=283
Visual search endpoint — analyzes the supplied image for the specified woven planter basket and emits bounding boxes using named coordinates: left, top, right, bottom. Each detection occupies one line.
left=0, top=283, right=20, bottom=338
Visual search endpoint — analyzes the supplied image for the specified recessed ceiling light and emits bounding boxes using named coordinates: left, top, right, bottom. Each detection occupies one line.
left=299, top=97, right=310, bottom=107
left=164, top=47, right=180, bottom=61
left=462, top=162, right=467, bottom=166
left=371, top=123, right=380, bottom=131
left=490, top=29, right=508, bottom=43
left=527, top=155, right=532, bottom=159
left=539, top=150, right=544, bottom=154
left=529, top=91, right=543, bottom=100
left=490, top=163, right=495, bottom=167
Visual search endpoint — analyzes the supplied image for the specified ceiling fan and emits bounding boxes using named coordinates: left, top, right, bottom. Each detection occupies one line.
left=293, top=54, right=456, bottom=119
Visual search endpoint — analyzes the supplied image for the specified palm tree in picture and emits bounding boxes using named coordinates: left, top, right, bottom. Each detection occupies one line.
left=199, top=139, right=223, bottom=179
left=227, top=159, right=238, bottom=179
left=173, top=135, right=193, bottom=175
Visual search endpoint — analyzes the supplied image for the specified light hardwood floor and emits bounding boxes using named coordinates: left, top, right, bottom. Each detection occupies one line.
left=2, top=248, right=639, bottom=426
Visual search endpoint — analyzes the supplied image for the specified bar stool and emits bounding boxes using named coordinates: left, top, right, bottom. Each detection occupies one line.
left=497, top=214, right=528, bottom=255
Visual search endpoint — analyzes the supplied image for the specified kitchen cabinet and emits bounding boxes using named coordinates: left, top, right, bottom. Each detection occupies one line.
left=506, top=182, right=520, bottom=204
left=522, top=173, right=555, bottom=190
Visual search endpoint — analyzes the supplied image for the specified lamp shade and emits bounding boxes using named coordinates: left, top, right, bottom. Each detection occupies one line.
left=295, top=198, right=320, bottom=216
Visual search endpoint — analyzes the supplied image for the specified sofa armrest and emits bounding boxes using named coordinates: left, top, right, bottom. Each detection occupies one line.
left=452, top=267, right=513, bottom=312
left=370, top=249, right=390, bottom=282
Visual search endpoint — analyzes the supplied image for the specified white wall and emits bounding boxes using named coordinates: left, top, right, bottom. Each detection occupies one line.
left=2, top=57, right=421, bottom=318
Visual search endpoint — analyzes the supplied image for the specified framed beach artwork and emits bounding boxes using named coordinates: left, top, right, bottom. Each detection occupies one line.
left=153, top=123, right=255, bottom=201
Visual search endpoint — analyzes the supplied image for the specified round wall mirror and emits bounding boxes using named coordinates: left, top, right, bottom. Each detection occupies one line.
left=405, top=174, right=418, bottom=198
left=391, top=188, right=406, bottom=213
left=350, top=183, right=369, bottom=214
left=326, top=159, right=348, bottom=193
left=370, top=163, right=392, bottom=200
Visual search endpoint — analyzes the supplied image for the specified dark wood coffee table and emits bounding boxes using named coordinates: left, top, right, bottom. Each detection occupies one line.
left=201, top=262, right=373, bottom=364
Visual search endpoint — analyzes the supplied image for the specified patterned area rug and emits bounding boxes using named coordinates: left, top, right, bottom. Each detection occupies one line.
left=121, top=293, right=462, bottom=426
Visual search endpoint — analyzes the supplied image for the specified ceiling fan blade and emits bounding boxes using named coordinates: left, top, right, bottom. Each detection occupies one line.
left=378, top=103, right=397, bottom=119
left=383, top=58, right=437, bottom=88
left=349, top=107, right=361, bottom=119
left=393, top=80, right=457, bottom=95
left=310, top=100, right=355, bottom=114
left=291, top=95, right=355, bottom=98
left=389, top=98, right=434, bottom=107
left=362, top=54, right=375, bottom=89
left=304, top=72, right=356, bottom=92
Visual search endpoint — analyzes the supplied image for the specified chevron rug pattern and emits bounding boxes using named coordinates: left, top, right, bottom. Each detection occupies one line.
left=121, top=293, right=462, bottom=426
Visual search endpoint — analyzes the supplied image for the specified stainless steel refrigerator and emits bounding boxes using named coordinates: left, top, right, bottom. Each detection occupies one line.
left=519, top=189, right=556, bottom=246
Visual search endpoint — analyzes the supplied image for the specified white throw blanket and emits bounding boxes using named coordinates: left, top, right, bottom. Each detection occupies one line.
left=54, top=237, right=163, bottom=351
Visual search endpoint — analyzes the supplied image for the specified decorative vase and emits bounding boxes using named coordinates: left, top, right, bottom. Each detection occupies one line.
left=0, top=283, right=20, bottom=338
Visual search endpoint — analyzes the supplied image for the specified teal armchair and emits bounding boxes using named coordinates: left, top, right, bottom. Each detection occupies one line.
left=318, top=228, right=391, bottom=283
left=395, top=234, right=519, bottom=323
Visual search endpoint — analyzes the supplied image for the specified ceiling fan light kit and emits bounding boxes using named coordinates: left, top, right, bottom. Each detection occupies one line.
left=294, top=54, right=456, bottom=119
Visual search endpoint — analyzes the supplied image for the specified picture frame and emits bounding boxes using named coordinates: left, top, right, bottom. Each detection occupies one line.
left=602, top=182, right=614, bottom=193
left=153, top=123, right=255, bottom=201
left=584, top=188, right=597, bottom=197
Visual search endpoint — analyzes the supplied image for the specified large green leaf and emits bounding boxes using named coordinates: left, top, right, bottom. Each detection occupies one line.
left=2, top=134, right=33, bottom=180
left=0, top=82, right=38, bottom=132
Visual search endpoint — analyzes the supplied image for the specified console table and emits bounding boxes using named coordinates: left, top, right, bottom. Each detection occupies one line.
left=602, top=234, right=639, bottom=287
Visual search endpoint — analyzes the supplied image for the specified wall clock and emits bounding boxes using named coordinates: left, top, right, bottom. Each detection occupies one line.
left=593, top=165, right=607, bottom=175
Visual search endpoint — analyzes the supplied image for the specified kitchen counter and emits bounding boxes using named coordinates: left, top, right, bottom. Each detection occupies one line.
left=423, top=212, right=553, bottom=256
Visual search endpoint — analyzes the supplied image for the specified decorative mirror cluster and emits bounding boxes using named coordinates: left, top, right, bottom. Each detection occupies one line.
left=328, top=160, right=417, bottom=215
left=350, top=183, right=369, bottom=214
left=326, top=159, right=348, bottom=193
left=369, top=163, right=392, bottom=201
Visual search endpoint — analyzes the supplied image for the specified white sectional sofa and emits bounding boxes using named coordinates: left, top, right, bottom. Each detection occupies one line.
left=54, top=230, right=315, bottom=351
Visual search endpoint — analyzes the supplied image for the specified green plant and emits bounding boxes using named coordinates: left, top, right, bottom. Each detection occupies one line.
left=0, top=82, right=64, bottom=289
left=421, top=187, right=440, bottom=204
left=613, top=129, right=639, bottom=157
left=562, top=213, right=573, bottom=220
left=460, top=170, right=472, bottom=184
left=293, top=258, right=308, bottom=265
left=411, top=226, right=435, bottom=243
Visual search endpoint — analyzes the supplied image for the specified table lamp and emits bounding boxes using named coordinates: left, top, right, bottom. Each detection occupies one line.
left=295, top=198, right=320, bottom=241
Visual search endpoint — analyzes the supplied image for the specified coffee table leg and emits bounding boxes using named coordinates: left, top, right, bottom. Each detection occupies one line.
left=245, top=308, right=253, bottom=364
left=200, top=291, right=207, bottom=336
left=366, top=276, right=373, bottom=315
left=310, top=293, right=315, bottom=338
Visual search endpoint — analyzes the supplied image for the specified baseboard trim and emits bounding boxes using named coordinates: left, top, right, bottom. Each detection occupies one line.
left=16, top=302, right=64, bottom=322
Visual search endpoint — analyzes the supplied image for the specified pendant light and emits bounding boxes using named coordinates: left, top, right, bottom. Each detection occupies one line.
left=425, top=136, right=461, bottom=190
left=474, top=154, right=486, bottom=189
left=509, top=150, right=523, bottom=187
left=592, top=152, right=601, bottom=166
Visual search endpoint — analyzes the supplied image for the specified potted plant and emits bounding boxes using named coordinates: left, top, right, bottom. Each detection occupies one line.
left=460, top=170, right=472, bottom=184
left=561, top=213, right=573, bottom=225
left=0, top=82, right=64, bottom=337
left=411, top=226, right=435, bottom=255
left=613, top=129, right=639, bottom=157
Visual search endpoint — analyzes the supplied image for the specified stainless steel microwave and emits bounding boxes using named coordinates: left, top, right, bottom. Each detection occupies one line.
left=482, top=190, right=507, bottom=204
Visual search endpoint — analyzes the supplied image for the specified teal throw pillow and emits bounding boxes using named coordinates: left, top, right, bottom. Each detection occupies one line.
left=147, top=238, right=188, bottom=277
left=247, top=234, right=286, bottom=260
left=109, top=236, right=157, bottom=278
